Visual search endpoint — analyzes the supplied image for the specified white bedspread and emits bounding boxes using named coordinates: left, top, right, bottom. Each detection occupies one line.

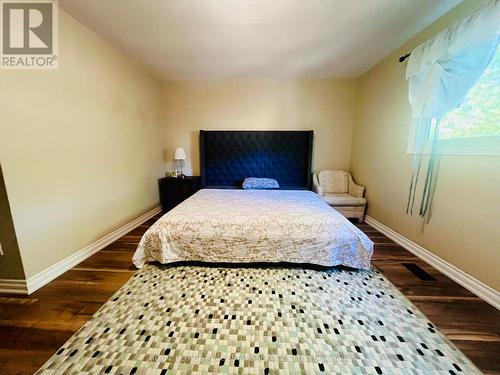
left=133, top=189, right=374, bottom=269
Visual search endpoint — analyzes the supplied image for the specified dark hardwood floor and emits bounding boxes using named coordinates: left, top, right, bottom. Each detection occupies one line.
left=0, top=216, right=498, bottom=374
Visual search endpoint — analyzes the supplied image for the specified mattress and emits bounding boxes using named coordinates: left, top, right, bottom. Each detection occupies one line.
left=133, top=189, right=374, bottom=269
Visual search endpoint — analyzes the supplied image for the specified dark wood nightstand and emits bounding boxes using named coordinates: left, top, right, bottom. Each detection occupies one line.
left=158, top=176, right=201, bottom=213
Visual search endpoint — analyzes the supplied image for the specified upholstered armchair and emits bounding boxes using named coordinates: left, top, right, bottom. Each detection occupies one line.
left=312, top=170, right=367, bottom=222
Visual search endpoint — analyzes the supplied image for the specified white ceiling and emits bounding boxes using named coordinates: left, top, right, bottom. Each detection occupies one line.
left=60, top=0, right=461, bottom=80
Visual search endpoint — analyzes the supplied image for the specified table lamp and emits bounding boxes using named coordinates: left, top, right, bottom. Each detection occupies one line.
left=174, top=148, right=186, bottom=178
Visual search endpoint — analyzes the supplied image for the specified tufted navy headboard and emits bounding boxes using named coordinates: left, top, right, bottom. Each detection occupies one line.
left=200, top=130, right=313, bottom=189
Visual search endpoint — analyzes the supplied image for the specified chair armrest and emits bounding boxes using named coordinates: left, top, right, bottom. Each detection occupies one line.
left=312, top=173, right=324, bottom=196
left=348, top=175, right=365, bottom=198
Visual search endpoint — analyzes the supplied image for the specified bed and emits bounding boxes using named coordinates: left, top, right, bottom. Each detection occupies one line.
left=133, top=188, right=373, bottom=269
left=133, top=130, right=373, bottom=269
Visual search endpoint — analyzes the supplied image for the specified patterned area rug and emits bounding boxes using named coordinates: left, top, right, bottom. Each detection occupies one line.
left=37, top=265, right=479, bottom=374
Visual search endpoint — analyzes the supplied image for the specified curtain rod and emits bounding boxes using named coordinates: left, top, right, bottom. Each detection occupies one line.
left=398, top=0, right=495, bottom=63
left=399, top=52, right=411, bottom=63
left=398, top=0, right=495, bottom=64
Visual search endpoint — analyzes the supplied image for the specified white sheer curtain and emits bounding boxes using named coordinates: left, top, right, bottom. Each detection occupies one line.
left=405, top=0, right=499, bottom=221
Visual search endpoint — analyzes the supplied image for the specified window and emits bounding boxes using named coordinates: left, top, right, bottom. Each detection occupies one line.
left=428, top=46, right=500, bottom=155
left=439, top=47, right=499, bottom=139
left=405, top=1, right=498, bottom=221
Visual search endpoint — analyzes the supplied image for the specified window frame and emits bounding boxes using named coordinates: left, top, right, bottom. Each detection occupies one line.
left=407, top=123, right=500, bottom=156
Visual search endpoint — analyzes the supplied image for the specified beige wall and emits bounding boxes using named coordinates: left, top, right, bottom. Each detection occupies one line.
left=1, top=1, right=497, bottom=296
left=162, top=80, right=357, bottom=175
left=0, top=9, right=164, bottom=279
left=351, top=0, right=500, bottom=290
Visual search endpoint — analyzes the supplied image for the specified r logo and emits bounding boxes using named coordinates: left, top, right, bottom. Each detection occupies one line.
left=2, top=1, right=53, bottom=54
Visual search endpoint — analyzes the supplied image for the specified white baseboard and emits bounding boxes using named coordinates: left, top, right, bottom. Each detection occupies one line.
left=25, top=205, right=161, bottom=295
left=0, top=278, right=28, bottom=294
left=365, top=215, right=500, bottom=310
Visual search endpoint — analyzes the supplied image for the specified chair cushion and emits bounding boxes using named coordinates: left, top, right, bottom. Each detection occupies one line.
left=323, top=193, right=366, bottom=206
left=318, top=170, right=348, bottom=194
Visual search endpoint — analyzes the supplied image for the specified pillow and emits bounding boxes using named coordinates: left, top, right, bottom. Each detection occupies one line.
left=242, top=177, right=280, bottom=190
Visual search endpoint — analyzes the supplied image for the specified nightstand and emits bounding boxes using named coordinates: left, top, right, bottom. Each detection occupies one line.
left=158, top=176, right=201, bottom=213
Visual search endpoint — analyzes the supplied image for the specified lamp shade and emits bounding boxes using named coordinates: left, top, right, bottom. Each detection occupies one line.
left=174, top=148, right=186, bottom=160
